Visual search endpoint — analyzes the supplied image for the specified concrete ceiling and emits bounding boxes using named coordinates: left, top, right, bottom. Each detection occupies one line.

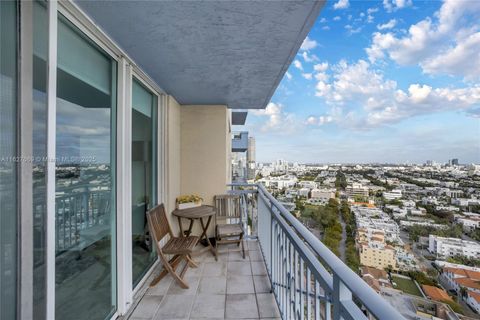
left=75, top=1, right=324, bottom=109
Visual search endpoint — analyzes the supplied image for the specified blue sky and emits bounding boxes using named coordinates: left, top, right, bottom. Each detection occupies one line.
left=237, top=0, right=480, bottom=164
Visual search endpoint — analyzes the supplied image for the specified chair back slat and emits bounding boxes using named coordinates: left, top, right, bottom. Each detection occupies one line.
left=147, top=204, right=172, bottom=243
left=214, top=194, right=241, bottom=220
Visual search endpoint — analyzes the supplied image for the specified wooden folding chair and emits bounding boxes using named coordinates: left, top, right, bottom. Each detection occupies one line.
left=146, top=204, right=199, bottom=289
left=214, top=194, right=245, bottom=260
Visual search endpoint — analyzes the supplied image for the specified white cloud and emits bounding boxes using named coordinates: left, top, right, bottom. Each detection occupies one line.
left=300, top=36, right=318, bottom=51
left=367, top=7, right=379, bottom=14
left=320, top=18, right=327, bottom=23
left=285, top=71, right=292, bottom=80
left=333, top=16, right=341, bottom=21
left=322, top=26, right=330, bottom=31
left=251, top=102, right=299, bottom=132
left=377, top=19, right=397, bottom=30
left=293, top=59, right=303, bottom=71
left=306, top=115, right=333, bottom=126
left=302, top=73, right=313, bottom=80
left=314, top=72, right=329, bottom=82
left=314, top=62, right=329, bottom=72
left=313, top=59, right=480, bottom=128
left=302, top=51, right=319, bottom=63
left=383, top=0, right=412, bottom=12
left=333, top=0, right=349, bottom=10
left=345, top=24, right=362, bottom=34
left=421, top=32, right=480, bottom=81
left=367, top=0, right=480, bottom=80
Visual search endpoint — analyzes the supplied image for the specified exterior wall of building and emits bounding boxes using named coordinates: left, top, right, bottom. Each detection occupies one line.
left=359, top=245, right=396, bottom=270
left=166, top=95, right=182, bottom=233
left=180, top=105, right=231, bottom=234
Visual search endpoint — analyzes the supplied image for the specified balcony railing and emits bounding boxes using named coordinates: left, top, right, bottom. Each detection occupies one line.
left=229, top=183, right=405, bottom=320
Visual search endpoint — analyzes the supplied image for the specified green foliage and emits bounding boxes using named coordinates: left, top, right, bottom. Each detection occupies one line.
left=446, top=255, right=480, bottom=267
left=335, top=171, right=347, bottom=191
left=469, top=228, right=480, bottom=241
left=364, top=174, right=394, bottom=191
left=340, top=200, right=360, bottom=270
left=444, top=300, right=464, bottom=314
left=406, top=225, right=462, bottom=242
left=255, top=173, right=263, bottom=181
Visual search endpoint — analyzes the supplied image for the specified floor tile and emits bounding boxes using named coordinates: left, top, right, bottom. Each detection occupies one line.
left=227, top=275, right=255, bottom=294
left=247, top=241, right=260, bottom=251
left=253, top=276, right=271, bottom=293
left=248, top=250, right=263, bottom=261
left=166, top=274, right=200, bottom=295
left=225, top=294, right=259, bottom=319
left=190, top=294, right=225, bottom=319
left=198, top=276, right=227, bottom=294
left=203, top=262, right=227, bottom=277
left=153, top=294, right=194, bottom=319
left=131, top=295, right=163, bottom=319
left=251, top=262, right=267, bottom=276
left=227, top=261, right=252, bottom=276
left=256, top=293, right=280, bottom=318
left=146, top=275, right=173, bottom=296
left=228, top=250, right=249, bottom=261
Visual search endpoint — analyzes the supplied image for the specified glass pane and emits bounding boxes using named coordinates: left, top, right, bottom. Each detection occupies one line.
left=32, top=2, right=48, bottom=319
left=132, top=79, right=157, bottom=286
left=55, top=16, right=117, bottom=320
left=0, top=1, right=17, bottom=319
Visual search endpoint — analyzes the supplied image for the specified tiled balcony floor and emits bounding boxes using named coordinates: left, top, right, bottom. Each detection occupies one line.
left=127, top=240, right=281, bottom=320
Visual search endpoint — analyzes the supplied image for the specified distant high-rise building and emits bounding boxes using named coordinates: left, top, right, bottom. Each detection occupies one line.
left=452, top=158, right=459, bottom=166
left=247, top=137, right=256, bottom=180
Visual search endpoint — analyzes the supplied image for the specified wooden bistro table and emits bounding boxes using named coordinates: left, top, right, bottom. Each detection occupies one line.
left=172, top=205, right=216, bottom=257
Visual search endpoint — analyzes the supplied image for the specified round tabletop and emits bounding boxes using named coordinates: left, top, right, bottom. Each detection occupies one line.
left=171, top=205, right=216, bottom=219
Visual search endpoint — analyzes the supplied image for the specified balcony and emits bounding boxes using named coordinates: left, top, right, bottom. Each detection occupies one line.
left=126, top=184, right=404, bottom=320
left=232, top=131, right=249, bottom=153
left=125, top=240, right=279, bottom=320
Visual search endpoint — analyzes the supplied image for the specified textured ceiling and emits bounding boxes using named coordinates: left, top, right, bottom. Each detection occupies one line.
left=75, top=1, right=324, bottom=109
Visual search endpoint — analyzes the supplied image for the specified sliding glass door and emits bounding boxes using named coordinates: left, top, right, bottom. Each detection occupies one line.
left=131, top=78, right=157, bottom=286
left=54, top=15, right=117, bottom=320
left=0, top=1, right=18, bottom=319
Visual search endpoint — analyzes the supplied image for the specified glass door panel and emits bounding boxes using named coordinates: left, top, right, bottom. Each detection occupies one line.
left=55, top=15, right=117, bottom=320
left=0, top=1, right=17, bottom=319
left=131, top=78, right=157, bottom=286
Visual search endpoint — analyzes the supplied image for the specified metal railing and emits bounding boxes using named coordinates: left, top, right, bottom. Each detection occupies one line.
left=55, top=187, right=111, bottom=253
left=229, top=183, right=404, bottom=320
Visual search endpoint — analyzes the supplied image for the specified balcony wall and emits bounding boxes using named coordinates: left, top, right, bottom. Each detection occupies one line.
left=166, top=97, right=232, bottom=235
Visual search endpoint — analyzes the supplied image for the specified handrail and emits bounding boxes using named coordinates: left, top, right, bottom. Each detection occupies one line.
left=230, top=182, right=404, bottom=320
left=256, top=183, right=404, bottom=320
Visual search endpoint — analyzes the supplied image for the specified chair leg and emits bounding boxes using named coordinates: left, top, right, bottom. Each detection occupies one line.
left=156, top=254, right=190, bottom=289
left=240, top=234, right=245, bottom=259
left=186, top=254, right=198, bottom=268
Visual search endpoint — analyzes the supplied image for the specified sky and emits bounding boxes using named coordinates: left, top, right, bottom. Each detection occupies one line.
left=236, top=0, right=480, bottom=165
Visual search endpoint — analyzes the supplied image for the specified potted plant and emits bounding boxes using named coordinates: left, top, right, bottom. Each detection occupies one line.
left=176, top=194, right=203, bottom=210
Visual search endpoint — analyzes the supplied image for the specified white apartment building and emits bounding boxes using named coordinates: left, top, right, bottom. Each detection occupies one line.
left=346, top=183, right=369, bottom=197
left=353, top=206, right=402, bottom=244
left=428, top=235, right=480, bottom=259
left=456, top=217, right=480, bottom=232
left=298, top=181, right=317, bottom=189
left=298, top=187, right=310, bottom=198
left=258, top=175, right=298, bottom=189
left=311, top=188, right=335, bottom=200
left=383, top=189, right=402, bottom=200
left=466, top=291, right=480, bottom=314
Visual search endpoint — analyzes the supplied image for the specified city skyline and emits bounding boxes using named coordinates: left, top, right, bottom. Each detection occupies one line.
left=237, top=0, right=480, bottom=164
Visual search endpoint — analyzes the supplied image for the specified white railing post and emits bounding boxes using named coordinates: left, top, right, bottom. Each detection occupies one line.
left=333, top=275, right=352, bottom=320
